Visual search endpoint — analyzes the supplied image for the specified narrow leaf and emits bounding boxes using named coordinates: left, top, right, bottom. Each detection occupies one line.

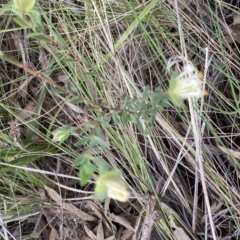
left=52, top=126, right=76, bottom=144
left=74, top=137, right=90, bottom=147
left=93, top=182, right=107, bottom=202
left=90, top=136, right=109, bottom=149
left=13, top=17, right=31, bottom=28
left=74, top=153, right=90, bottom=166
left=80, top=163, right=95, bottom=186
left=27, top=33, right=50, bottom=42
left=91, top=157, right=110, bottom=175
left=63, top=58, right=78, bottom=63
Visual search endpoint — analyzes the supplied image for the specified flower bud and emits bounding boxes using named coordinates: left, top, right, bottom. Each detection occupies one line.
left=94, top=171, right=129, bottom=202
left=168, top=64, right=208, bottom=106
left=105, top=177, right=129, bottom=202
left=13, top=0, right=35, bottom=13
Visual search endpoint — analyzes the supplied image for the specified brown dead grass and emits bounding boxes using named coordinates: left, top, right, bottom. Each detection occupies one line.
left=0, top=0, right=240, bottom=239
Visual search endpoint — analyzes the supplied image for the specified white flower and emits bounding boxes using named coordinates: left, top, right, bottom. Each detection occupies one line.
left=94, top=171, right=129, bottom=202
left=13, top=0, right=35, bottom=13
left=106, top=178, right=129, bottom=202
left=168, top=64, right=207, bottom=106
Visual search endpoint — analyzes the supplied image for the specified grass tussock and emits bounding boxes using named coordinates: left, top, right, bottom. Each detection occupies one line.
left=0, top=0, right=240, bottom=239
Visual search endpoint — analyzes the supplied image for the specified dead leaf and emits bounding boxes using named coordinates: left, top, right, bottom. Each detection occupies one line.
left=96, top=220, right=104, bottom=240
left=119, top=213, right=138, bottom=228
left=140, top=211, right=157, bottom=240
left=169, top=214, right=191, bottom=240
left=233, top=13, right=240, bottom=25
left=18, top=102, right=38, bottom=120
left=49, top=228, right=59, bottom=240
left=120, top=229, right=134, bottom=240
left=86, top=201, right=103, bottom=220
left=83, top=237, right=92, bottom=240
left=132, top=211, right=143, bottom=240
left=86, top=200, right=113, bottom=237
left=116, top=226, right=123, bottom=239
left=110, top=213, right=134, bottom=231
left=45, top=186, right=95, bottom=221
left=224, top=24, right=240, bottom=43
left=19, top=77, right=34, bottom=99
left=104, top=236, right=115, bottom=240
left=84, top=225, right=97, bottom=240
left=56, top=74, right=69, bottom=84
left=113, top=201, right=131, bottom=214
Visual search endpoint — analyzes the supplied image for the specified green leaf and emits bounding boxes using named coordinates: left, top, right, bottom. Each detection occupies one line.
left=49, top=88, right=66, bottom=94
left=63, top=58, right=78, bottom=63
left=99, top=170, right=121, bottom=181
left=112, top=111, right=120, bottom=124
left=99, top=117, right=110, bottom=128
left=13, top=17, right=31, bottom=28
left=100, top=118, right=109, bottom=128
left=78, top=124, right=95, bottom=137
left=149, top=108, right=157, bottom=124
left=50, top=30, right=67, bottom=47
left=169, top=94, right=183, bottom=107
left=89, top=136, right=109, bottom=149
left=52, top=126, right=76, bottom=144
left=80, top=162, right=95, bottom=186
left=140, top=100, right=147, bottom=110
left=79, top=168, right=88, bottom=186
left=83, top=162, right=96, bottom=175
left=27, top=33, right=50, bottom=42
left=150, top=93, right=159, bottom=107
left=142, top=85, right=150, bottom=98
left=93, top=181, right=107, bottom=201
left=93, top=170, right=125, bottom=201
left=69, top=97, right=83, bottom=104
left=74, top=153, right=91, bottom=166
left=0, top=3, right=11, bottom=16
left=74, top=137, right=90, bottom=147
left=91, top=157, right=110, bottom=175
left=27, top=10, right=43, bottom=31
left=142, top=112, right=149, bottom=122
left=121, top=112, right=129, bottom=125
left=136, top=119, right=143, bottom=131
left=163, top=100, right=169, bottom=108
left=154, top=87, right=163, bottom=94
left=168, top=75, right=184, bottom=107
left=155, top=88, right=168, bottom=101
left=128, top=102, right=140, bottom=112
left=68, top=85, right=78, bottom=93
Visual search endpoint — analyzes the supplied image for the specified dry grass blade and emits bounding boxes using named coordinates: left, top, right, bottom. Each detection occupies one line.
left=217, top=144, right=240, bottom=159
left=1, top=0, right=240, bottom=239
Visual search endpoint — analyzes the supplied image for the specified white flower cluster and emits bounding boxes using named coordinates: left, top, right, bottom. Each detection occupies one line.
left=168, top=63, right=208, bottom=106
left=172, top=64, right=206, bottom=99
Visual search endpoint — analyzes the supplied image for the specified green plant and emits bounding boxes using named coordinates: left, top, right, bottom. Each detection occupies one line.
left=0, top=0, right=207, bottom=203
